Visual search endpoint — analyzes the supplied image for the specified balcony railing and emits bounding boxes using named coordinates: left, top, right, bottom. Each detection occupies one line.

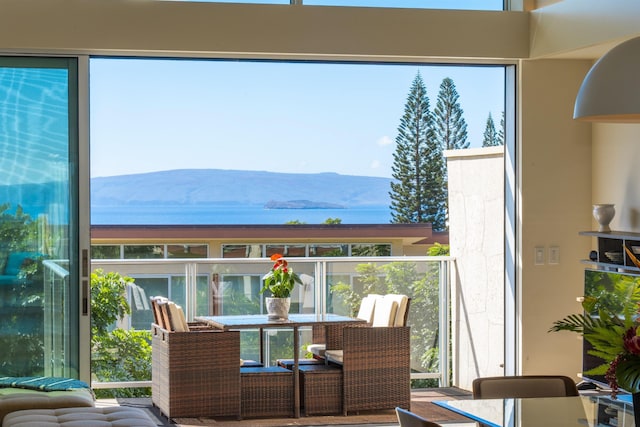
left=91, top=256, right=452, bottom=390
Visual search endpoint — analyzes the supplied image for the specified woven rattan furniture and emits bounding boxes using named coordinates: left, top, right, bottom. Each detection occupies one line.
left=151, top=323, right=241, bottom=419
left=338, top=325, right=411, bottom=415
left=240, top=366, right=294, bottom=419
left=299, top=364, right=343, bottom=416
left=194, top=313, right=366, bottom=418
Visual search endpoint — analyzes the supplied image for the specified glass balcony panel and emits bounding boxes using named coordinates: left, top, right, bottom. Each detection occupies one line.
left=91, top=256, right=449, bottom=386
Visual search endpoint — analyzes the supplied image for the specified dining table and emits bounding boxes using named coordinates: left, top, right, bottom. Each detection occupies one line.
left=434, top=394, right=635, bottom=427
left=194, top=313, right=367, bottom=418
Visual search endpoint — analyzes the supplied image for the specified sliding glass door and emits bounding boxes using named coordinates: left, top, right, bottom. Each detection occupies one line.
left=0, top=57, right=84, bottom=378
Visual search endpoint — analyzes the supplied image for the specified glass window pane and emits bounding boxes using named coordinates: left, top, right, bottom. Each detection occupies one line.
left=222, top=244, right=263, bottom=258
left=167, top=244, right=208, bottom=258
left=0, top=58, right=79, bottom=378
left=91, top=245, right=120, bottom=259
left=124, top=245, right=164, bottom=259
left=266, top=244, right=306, bottom=257
left=309, top=244, right=347, bottom=257
left=351, top=243, right=391, bottom=256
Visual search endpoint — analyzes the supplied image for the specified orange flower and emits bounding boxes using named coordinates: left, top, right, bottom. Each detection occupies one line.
left=260, top=254, right=302, bottom=298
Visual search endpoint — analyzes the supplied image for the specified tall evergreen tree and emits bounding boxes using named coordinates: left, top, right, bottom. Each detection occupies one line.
left=482, top=113, right=500, bottom=147
left=497, top=111, right=505, bottom=146
left=434, top=77, right=469, bottom=150
left=389, top=72, right=447, bottom=230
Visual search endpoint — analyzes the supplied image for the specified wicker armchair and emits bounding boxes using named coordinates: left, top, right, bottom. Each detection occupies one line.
left=151, top=323, right=241, bottom=419
left=339, top=325, right=411, bottom=415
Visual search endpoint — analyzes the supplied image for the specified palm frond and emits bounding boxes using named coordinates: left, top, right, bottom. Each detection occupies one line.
left=617, top=357, right=640, bottom=393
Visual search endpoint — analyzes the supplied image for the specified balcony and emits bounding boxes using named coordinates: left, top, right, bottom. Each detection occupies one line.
left=90, top=255, right=452, bottom=392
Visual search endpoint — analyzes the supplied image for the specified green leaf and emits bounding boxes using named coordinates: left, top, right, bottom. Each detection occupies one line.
left=617, top=358, right=640, bottom=393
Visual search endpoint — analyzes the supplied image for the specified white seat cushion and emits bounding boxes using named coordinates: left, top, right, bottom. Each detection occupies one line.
left=385, top=294, right=409, bottom=326
left=356, top=295, right=377, bottom=323
left=324, top=349, right=343, bottom=364
left=371, top=298, right=398, bottom=327
left=307, top=343, right=326, bottom=357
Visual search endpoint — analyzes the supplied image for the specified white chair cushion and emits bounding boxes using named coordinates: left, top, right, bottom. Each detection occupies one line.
left=325, top=349, right=343, bottom=364
left=167, top=302, right=190, bottom=332
left=307, top=343, right=326, bottom=357
left=371, top=298, right=398, bottom=327
left=385, top=294, right=409, bottom=326
left=356, top=295, right=376, bottom=323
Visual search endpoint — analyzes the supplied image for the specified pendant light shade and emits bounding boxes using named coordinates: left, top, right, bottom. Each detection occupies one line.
left=574, top=36, right=640, bottom=123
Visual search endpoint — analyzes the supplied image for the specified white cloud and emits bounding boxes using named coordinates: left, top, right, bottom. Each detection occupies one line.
left=370, top=160, right=381, bottom=170
left=377, top=136, right=393, bottom=147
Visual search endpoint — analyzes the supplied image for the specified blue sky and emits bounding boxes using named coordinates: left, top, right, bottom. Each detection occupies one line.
left=90, top=58, right=504, bottom=179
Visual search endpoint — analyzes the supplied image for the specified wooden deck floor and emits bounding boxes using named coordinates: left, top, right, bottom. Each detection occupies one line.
left=100, top=387, right=475, bottom=427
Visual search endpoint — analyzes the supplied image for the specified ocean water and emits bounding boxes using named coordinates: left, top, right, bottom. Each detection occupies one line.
left=91, top=204, right=392, bottom=225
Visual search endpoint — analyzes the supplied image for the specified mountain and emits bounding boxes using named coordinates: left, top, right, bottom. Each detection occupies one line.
left=91, top=169, right=392, bottom=208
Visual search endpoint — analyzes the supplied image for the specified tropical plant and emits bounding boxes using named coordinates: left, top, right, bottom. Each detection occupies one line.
left=259, top=254, right=302, bottom=298
left=91, top=269, right=152, bottom=398
left=550, top=273, right=640, bottom=396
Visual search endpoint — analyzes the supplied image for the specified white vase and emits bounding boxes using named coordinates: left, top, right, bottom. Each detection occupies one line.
left=592, top=204, right=615, bottom=232
left=265, top=297, right=291, bottom=320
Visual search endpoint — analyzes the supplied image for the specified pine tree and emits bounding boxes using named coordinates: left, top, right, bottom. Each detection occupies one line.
left=497, top=111, right=505, bottom=146
left=482, top=113, right=500, bottom=147
left=389, top=72, right=447, bottom=230
left=434, top=77, right=469, bottom=150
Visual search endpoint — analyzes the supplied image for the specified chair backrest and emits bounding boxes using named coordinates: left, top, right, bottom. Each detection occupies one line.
left=371, top=297, right=398, bottom=327
left=356, top=295, right=377, bottom=323
left=472, top=375, right=579, bottom=399
left=396, top=407, right=442, bottom=427
left=385, top=294, right=410, bottom=326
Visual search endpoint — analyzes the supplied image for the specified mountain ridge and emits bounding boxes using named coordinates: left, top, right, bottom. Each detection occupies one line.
left=91, top=169, right=392, bottom=208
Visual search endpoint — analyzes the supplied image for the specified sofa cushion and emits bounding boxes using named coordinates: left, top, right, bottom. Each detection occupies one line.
left=0, top=388, right=95, bottom=424
left=3, top=406, right=156, bottom=427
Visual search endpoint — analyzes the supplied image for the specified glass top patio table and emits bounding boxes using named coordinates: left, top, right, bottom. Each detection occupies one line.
left=434, top=394, right=635, bottom=427
left=194, top=313, right=366, bottom=418
left=194, top=313, right=366, bottom=329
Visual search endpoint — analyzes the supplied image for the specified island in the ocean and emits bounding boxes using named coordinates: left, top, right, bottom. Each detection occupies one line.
left=264, top=200, right=346, bottom=209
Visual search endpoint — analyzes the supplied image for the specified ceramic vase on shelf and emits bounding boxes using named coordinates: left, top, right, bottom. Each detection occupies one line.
left=592, top=204, right=615, bottom=232
left=265, top=297, right=291, bottom=320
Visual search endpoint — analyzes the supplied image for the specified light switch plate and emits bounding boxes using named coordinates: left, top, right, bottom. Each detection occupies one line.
left=549, top=246, right=560, bottom=265
left=535, top=247, right=545, bottom=265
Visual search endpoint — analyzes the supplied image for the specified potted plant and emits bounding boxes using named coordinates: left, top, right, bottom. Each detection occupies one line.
left=550, top=278, right=640, bottom=424
left=260, top=253, right=302, bottom=320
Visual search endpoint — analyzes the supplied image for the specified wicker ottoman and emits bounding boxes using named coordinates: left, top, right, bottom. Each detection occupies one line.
left=240, top=367, right=294, bottom=419
left=299, top=364, right=343, bottom=416
left=3, top=406, right=156, bottom=427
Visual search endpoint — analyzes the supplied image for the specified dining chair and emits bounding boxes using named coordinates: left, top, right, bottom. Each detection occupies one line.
left=472, top=375, right=579, bottom=399
left=396, top=407, right=443, bottom=427
left=308, top=294, right=379, bottom=358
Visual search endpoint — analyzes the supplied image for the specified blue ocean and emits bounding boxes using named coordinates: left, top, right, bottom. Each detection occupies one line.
left=91, top=204, right=392, bottom=225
